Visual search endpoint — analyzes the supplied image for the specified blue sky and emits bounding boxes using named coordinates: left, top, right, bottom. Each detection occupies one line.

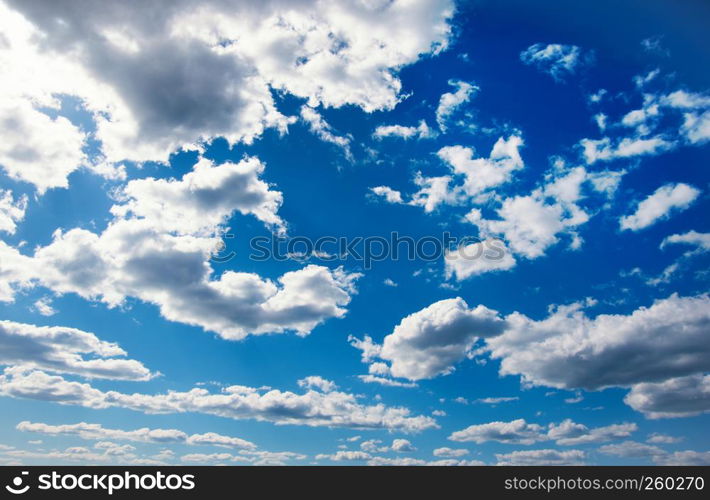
left=0, top=0, right=708, bottom=466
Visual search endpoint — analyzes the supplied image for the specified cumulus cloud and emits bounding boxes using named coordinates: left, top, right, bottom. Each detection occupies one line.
left=373, top=120, right=436, bottom=140
left=487, top=294, right=710, bottom=392
left=0, top=320, right=154, bottom=381
left=624, top=374, right=710, bottom=419
left=315, top=450, right=371, bottom=462
left=520, top=43, right=588, bottom=81
left=444, top=238, right=516, bottom=281
left=0, top=370, right=438, bottom=432
left=0, top=189, right=27, bottom=234
left=437, top=136, right=524, bottom=197
left=358, top=297, right=506, bottom=381
left=495, top=449, right=586, bottom=465
left=0, top=156, right=361, bottom=340
left=1, top=0, right=454, bottom=173
left=467, top=165, right=614, bottom=259
left=436, top=80, right=477, bottom=130
left=598, top=441, right=666, bottom=459
left=16, top=420, right=256, bottom=449
left=449, top=419, right=546, bottom=445
left=433, top=447, right=468, bottom=458
left=619, top=183, right=700, bottom=231
left=391, top=439, right=416, bottom=452
left=111, top=156, right=285, bottom=234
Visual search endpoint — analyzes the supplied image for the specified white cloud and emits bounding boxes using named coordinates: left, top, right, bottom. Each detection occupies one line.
left=475, top=396, right=519, bottom=405
left=444, top=238, right=516, bottom=280
left=297, top=375, right=337, bottom=393
left=653, top=451, right=710, bottom=466
left=0, top=320, right=154, bottom=381
left=598, top=441, right=665, bottom=459
left=111, top=156, right=285, bottom=235
left=0, top=370, right=438, bottom=432
left=0, top=97, right=86, bottom=193
left=17, top=421, right=256, bottom=449
left=619, top=183, right=700, bottom=231
left=0, top=155, right=361, bottom=340
left=433, top=447, right=468, bottom=458
left=487, top=294, right=710, bottom=391
left=299, top=105, right=352, bottom=160
left=1, top=0, right=455, bottom=171
left=32, top=297, right=56, bottom=317
left=316, top=450, right=371, bottom=462
left=371, top=297, right=506, bottom=380
left=370, top=186, right=404, bottom=204
left=0, top=189, right=27, bottom=234
left=495, top=449, right=585, bottom=465
left=436, top=80, right=477, bottom=130
left=391, top=438, right=416, bottom=452
left=449, top=419, right=546, bottom=445
left=624, top=374, right=710, bottom=419
left=580, top=136, right=673, bottom=164
left=373, top=120, right=436, bottom=140
left=357, top=375, right=417, bottom=388
left=647, top=433, right=682, bottom=444
left=437, top=136, right=524, bottom=197
left=661, top=230, right=710, bottom=251
left=520, top=44, right=587, bottom=81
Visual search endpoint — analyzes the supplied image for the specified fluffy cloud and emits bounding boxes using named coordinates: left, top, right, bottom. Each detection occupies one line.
left=0, top=157, right=360, bottom=340
left=357, top=298, right=506, bottom=380
left=17, top=421, right=256, bottom=449
left=0, top=96, right=86, bottom=193
left=433, top=447, right=468, bottom=458
left=487, top=294, right=710, bottom=391
left=449, top=419, right=546, bottom=445
left=444, top=238, right=516, bottom=280
left=436, top=80, right=477, bottom=130
left=370, top=186, right=404, bottom=204
left=0, top=320, right=154, bottom=381
left=391, top=438, right=416, bottom=452
left=111, top=156, right=285, bottom=235
left=315, top=450, right=371, bottom=462
left=1, top=0, right=454, bottom=172
left=495, top=449, right=586, bottom=465
left=0, top=189, right=27, bottom=234
left=0, top=370, right=438, bottom=432
left=580, top=136, right=673, bottom=164
left=467, top=165, right=615, bottom=259
left=624, top=374, right=710, bottom=419
left=437, top=136, right=524, bottom=197
left=373, top=120, right=436, bottom=140
left=619, top=183, right=700, bottom=231
left=449, top=418, right=635, bottom=446
left=661, top=230, right=710, bottom=251
left=598, top=441, right=665, bottom=459
left=520, top=43, right=588, bottom=81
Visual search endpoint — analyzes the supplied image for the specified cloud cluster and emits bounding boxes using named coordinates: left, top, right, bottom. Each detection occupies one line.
left=0, top=320, right=154, bottom=381
left=448, top=418, right=635, bottom=446
left=0, top=156, right=360, bottom=340
left=0, top=370, right=437, bottom=432
left=352, top=293, right=710, bottom=418
left=0, top=0, right=454, bottom=192
left=520, top=43, right=589, bottom=81
left=17, top=421, right=256, bottom=449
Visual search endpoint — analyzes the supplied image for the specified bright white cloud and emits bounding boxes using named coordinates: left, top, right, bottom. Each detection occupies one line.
left=661, top=230, right=710, bottom=251
left=360, top=297, right=506, bottom=381
left=0, top=370, right=438, bottom=432
left=0, top=320, right=154, bottom=381
left=436, top=80, right=477, bottom=130
left=373, top=120, right=436, bottom=140
left=624, top=374, right=710, bottom=419
left=444, top=238, right=516, bottom=280
left=520, top=43, right=587, bottom=81
left=0, top=189, right=27, bottom=234
left=300, top=105, right=352, bottom=160
left=17, top=421, right=256, bottom=449
left=620, top=183, right=700, bottom=231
